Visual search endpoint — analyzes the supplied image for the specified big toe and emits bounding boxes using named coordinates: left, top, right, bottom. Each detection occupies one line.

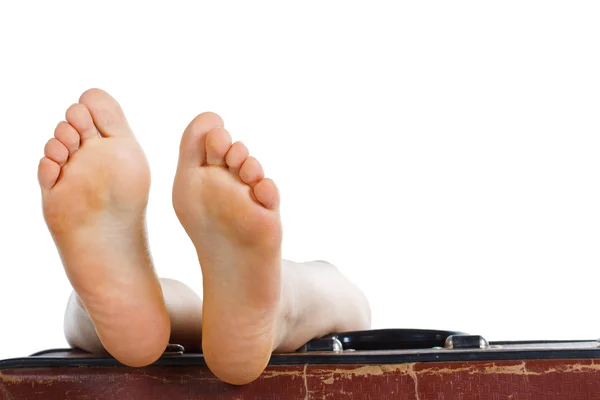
left=178, top=112, right=224, bottom=167
left=78, top=89, right=133, bottom=137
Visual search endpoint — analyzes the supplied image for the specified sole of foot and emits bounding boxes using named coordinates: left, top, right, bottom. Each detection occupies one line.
left=173, top=112, right=283, bottom=385
left=38, top=89, right=170, bottom=367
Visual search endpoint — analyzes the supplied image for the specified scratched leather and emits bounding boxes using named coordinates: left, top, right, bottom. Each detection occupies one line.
left=2, top=360, right=600, bottom=399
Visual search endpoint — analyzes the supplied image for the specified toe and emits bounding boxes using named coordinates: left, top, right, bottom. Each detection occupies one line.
left=66, top=103, right=99, bottom=140
left=54, top=121, right=80, bottom=153
left=78, top=88, right=132, bottom=137
left=239, top=156, right=264, bottom=186
left=44, top=138, right=69, bottom=166
left=38, top=157, right=61, bottom=190
left=253, top=178, right=280, bottom=210
left=225, top=141, right=250, bottom=172
left=206, top=127, right=233, bottom=166
left=179, top=112, right=224, bottom=167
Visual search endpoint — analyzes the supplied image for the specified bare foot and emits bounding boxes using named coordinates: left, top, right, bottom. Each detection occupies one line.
left=173, top=113, right=283, bottom=384
left=38, top=89, right=170, bottom=367
left=64, top=278, right=203, bottom=356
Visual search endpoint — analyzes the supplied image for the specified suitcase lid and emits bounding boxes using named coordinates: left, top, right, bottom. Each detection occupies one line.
left=3, top=329, right=600, bottom=370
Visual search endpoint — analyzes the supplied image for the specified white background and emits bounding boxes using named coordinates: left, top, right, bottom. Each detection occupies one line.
left=1, top=1, right=599, bottom=360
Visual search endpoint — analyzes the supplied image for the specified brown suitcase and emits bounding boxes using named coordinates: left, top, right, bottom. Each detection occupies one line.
left=2, top=329, right=600, bottom=399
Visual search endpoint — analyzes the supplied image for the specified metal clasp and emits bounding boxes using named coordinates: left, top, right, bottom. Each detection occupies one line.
left=444, top=335, right=489, bottom=349
left=162, top=343, right=185, bottom=357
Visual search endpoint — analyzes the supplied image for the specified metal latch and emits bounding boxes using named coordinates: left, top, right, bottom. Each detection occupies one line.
left=444, top=335, right=489, bottom=349
left=162, top=343, right=185, bottom=357
left=298, top=337, right=343, bottom=353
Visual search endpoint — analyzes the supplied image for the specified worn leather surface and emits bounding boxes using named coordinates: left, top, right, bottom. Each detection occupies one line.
left=2, top=359, right=600, bottom=399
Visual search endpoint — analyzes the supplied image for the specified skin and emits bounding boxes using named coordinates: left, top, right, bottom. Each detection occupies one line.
left=39, top=89, right=371, bottom=385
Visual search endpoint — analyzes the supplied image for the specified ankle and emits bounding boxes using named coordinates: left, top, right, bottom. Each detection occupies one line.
left=272, top=265, right=299, bottom=351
